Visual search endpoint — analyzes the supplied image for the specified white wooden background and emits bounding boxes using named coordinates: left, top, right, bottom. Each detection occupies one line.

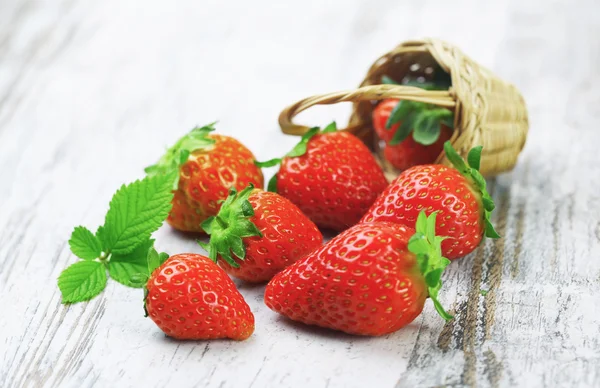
left=1, top=0, right=599, bottom=387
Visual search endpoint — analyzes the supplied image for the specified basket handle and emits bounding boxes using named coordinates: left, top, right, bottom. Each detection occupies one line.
left=279, top=84, right=456, bottom=136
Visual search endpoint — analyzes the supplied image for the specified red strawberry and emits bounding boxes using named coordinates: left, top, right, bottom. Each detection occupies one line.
left=264, top=212, right=452, bottom=336
left=256, top=122, right=388, bottom=232
left=145, top=253, right=255, bottom=340
left=373, top=99, right=402, bottom=143
left=201, top=185, right=323, bottom=282
left=372, top=98, right=454, bottom=171
left=361, top=142, right=499, bottom=259
left=145, top=124, right=264, bottom=233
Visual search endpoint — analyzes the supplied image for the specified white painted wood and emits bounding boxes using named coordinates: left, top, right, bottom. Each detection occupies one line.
left=1, top=0, right=599, bottom=387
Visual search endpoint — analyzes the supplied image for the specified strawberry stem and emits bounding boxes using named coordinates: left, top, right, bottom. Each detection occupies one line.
left=408, top=211, right=453, bottom=321
left=200, top=184, right=263, bottom=267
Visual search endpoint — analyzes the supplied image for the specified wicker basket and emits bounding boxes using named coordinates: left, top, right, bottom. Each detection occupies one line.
left=279, top=38, right=529, bottom=178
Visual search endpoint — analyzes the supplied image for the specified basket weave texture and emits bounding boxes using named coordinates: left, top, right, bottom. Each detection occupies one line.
left=279, top=38, right=529, bottom=177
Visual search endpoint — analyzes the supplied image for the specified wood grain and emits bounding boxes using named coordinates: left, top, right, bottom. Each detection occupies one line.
left=1, top=0, right=599, bottom=387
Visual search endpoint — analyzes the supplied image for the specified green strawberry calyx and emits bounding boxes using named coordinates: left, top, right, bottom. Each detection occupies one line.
left=381, top=75, right=454, bottom=146
left=443, top=141, right=500, bottom=239
left=145, top=123, right=217, bottom=189
left=408, top=211, right=453, bottom=321
left=199, top=184, right=263, bottom=267
left=254, top=122, right=337, bottom=192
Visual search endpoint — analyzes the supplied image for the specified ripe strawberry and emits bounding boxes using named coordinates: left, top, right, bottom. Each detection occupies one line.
left=361, top=142, right=499, bottom=259
left=372, top=99, right=454, bottom=171
left=373, top=99, right=402, bottom=143
left=145, top=123, right=264, bottom=233
left=200, top=184, right=323, bottom=282
left=264, top=212, right=452, bottom=336
left=256, top=122, right=388, bottom=232
left=145, top=253, right=255, bottom=340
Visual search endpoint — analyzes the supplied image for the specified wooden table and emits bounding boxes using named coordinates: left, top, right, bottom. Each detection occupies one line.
left=2, top=0, right=599, bottom=387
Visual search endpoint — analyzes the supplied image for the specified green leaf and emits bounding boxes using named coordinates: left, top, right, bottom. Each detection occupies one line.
left=96, top=226, right=108, bottom=252
left=408, top=211, right=453, bottom=322
left=412, top=113, right=441, bottom=146
left=145, top=123, right=217, bottom=188
left=389, top=112, right=417, bottom=146
left=146, top=245, right=161, bottom=276
left=101, top=173, right=175, bottom=255
left=287, top=127, right=320, bottom=158
left=58, top=261, right=107, bottom=303
left=441, top=115, right=454, bottom=129
left=108, top=239, right=155, bottom=288
left=128, top=273, right=148, bottom=288
left=408, top=233, right=429, bottom=256
left=254, top=158, right=282, bottom=168
left=467, top=146, right=483, bottom=170
left=415, top=212, right=427, bottom=233
left=241, top=200, right=254, bottom=217
left=386, top=100, right=415, bottom=129
left=425, top=268, right=444, bottom=288
left=482, top=197, right=495, bottom=212
left=425, top=212, right=437, bottom=243
left=158, top=252, right=169, bottom=265
left=404, top=80, right=437, bottom=90
left=443, top=141, right=469, bottom=174
left=381, top=75, right=398, bottom=85
left=197, top=239, right=210, bottom=252
left=69, top=226, right=102, bottom=260
left=321, top=122, right=337, bottom=133
left=267, top=174, right=278, bottom=193
left=201, top=184, right=262, bottom=267
left=443, top=143, right=500, bottom=240
left=484, top=218, right=500, bottom=239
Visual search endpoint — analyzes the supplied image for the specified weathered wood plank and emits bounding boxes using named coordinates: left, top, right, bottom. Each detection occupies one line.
left=1, top=0, right=599, bottom=387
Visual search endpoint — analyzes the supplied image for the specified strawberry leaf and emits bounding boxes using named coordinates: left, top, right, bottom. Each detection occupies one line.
left=145, top=123, right=216, bottom=189
left=200, top=185, right=262, bottom=268
left=58, top=261, right=107, bottom=303
left=408, top=211, right=453, bottom=321
left=286, top=127, right=320, bottom=157
left=102, top=173, right=175, bottom=255
left=412, top=113, right=441, bottom=146
left=389, top=112, right=417, bottom=146
left=378, top=75, right=455, bottom=146
left=321, top=122, right=337, bottom=133
left=441, top=115, right=454, bottom=129
left=443, top=142, right=499, bottom=239
left=255, top=158, right=282, bottom=168
left=69, top=226, right=102, bottom=260
left=146, top=245, right=161, bottom=275
left=381, top=75, right=398, bottom=84
left=266, top=174, right=278, bottom=193
left=108, top=239, right=155, bottom=288
left=467, top=146, right=483, bottom=170
left=386, top=101, right=417, bottom=129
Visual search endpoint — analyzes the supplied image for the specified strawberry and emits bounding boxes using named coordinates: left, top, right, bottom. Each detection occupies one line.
left=200, top=184, right=323, bottom=282
left=145, top=253, right=255, bottom=340
left=361, top=142, right=499, bottom=259
left=374, top=99, right=454, bottom=171
left=264, top=212, right=452, bottom=336
left=145, top=123, right=264, bottom=233
left=373, top=71, right=454, bottom=171
left=256, top=122, right=388, bottom=232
